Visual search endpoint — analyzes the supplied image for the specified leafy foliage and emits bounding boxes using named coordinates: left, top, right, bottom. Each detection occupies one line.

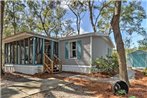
left=116, top=89, right=127, bottom=96
left=95, top=0, right=146, bottom=36
left=4, top=0, right=26, bottom=36
left=92, top=54, right=119, bottom=75
left=4, top=0, right=68, bottom=37
left=68, top=0, right=87, bottom=34
left=26, top=0, right=67, bottom=37
left=143, top=68, right=147, bottom=76
left=120, top=1, right=146, bottom=35
left=138, top=35, right=147, bottom=51
left=3, top=0, right=146, bottom=39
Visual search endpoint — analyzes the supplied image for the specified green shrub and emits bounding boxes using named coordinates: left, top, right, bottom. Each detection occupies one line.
left=129, top=96, right=136, bottom=98
left=143, top=68, right=147, bottom=76
left=92, top=54, right=119, bottom=75
left=116, top=89, right=127, bottom=96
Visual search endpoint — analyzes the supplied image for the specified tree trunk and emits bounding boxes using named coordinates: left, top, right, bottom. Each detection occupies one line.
left=0, top=1, right=5, bottom=75
left=68, top=5, right=80, bottom=35
left=12, top=1, right=16, bottom=34
left=111, top=1, right=129, bottom=85
left=77, top=16, right=80, bottom=35
left=88, top=0, right=96, bottom=33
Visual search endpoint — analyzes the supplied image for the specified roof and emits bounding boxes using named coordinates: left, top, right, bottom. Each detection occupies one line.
left=60, top=32, right=115, bottom=48
left=60, top=32, right=107, bottom=40
left=128, top=50, right=147, bottom=55
left=3, top=32, right=114, bottom=48
left=3, top=32, right=57, bottom=43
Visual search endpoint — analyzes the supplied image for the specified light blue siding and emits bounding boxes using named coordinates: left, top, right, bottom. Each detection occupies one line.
left=128, top=50, right=147, bottom=68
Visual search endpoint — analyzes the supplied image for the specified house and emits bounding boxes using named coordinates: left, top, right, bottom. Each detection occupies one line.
left=3, top=32, right=114, bottom=74
left=127, top=50, right=147, bottom=69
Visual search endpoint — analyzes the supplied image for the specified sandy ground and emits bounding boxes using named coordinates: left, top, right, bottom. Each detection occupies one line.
left=1, top=70, right=147, bottom=98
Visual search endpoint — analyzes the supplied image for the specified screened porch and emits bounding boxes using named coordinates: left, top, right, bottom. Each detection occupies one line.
left=3, top=32, right=59, bottom=65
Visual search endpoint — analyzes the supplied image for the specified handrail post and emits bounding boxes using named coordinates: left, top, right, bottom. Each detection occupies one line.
left=43, top=53, right=45, bottom=71
left=51, top=61, right=53, bottom=74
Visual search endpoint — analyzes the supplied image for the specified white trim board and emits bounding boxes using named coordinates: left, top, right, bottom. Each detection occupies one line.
left=4, top=64, right=93, bottom=74
left=4, top=64, right=43, bottom=75
left=131, top=67, right=146, bottom=70
left=62, top=65, right=92, bottom=73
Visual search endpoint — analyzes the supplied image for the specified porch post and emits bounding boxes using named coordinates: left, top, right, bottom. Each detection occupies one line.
left=8, top=43, right=10, bottom=63
left=10, top=43, right=12, bottom=63
left=50, top=40, right=54, bottom=59
left=24, top=39, right=26, bottom=64
left=33, top=37, right=36, bottom=65
left=28, top=38, right=30, bottom=64
left=13, top=42, right=15, bottom=64
left=42, top=39, right=45, bottom=64
left=9, top=43, right=11, bottom=63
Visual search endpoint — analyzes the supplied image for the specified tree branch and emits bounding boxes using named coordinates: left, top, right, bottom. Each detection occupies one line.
left=94, top=1, right=111, bottom=26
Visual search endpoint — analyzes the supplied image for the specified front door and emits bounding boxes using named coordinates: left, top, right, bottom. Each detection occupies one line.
left=45, top=40, right=59, bottom=58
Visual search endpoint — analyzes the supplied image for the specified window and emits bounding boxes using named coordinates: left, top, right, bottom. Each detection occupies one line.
left=70, top=41, right=77, bottom=58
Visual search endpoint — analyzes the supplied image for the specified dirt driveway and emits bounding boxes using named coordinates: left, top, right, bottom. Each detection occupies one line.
left=1, top=73, right=98, bottom=98
left=1, top=70, right=147, bottom=98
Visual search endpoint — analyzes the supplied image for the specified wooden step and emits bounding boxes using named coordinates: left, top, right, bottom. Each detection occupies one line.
left=53, top=67, right=59, bottom=72
left=43, top=53, right=62, bottom=74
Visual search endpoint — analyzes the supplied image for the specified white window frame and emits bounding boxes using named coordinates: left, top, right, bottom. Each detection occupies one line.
left=69, top=41, right=77, bottom=59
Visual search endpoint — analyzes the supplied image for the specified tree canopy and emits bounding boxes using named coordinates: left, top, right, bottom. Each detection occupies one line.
left=3, top=0, right=146, bottom=42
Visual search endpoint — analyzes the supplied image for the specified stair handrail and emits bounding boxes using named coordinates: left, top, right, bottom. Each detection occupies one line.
left=43, top=53, right=53, bottom=73
left=53, top=54, right=62, bottom=72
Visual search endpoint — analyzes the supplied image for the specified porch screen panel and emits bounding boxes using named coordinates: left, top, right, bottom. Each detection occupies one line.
left=18, top=41, right=21, bottom=64
left=36, top=38, right=42, bottom=64
left=10, top=43, right=13, bottom=63
left=16, top=41, right=18, bottom=64
left=54, top=42, right=58, bottom=57
left=42, top=39, right=45, bottom=64
left=4, top=43, right=7, bottom=63
left=8, top=43, right=10, bottom=63
left=28, top=38, right=30, bottom=64
left=23, top=39, right=28, bottom=64
left=30, top=37, right=33, bottom=64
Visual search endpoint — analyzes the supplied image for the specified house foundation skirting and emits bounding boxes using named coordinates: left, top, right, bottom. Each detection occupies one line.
left=4, top=64, right=43, bottom=75
left=62, top=65, right=92, bottom=73
left=131, top=67, right=146, bottom=70
left=4, top=64, right=93, bottom=74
